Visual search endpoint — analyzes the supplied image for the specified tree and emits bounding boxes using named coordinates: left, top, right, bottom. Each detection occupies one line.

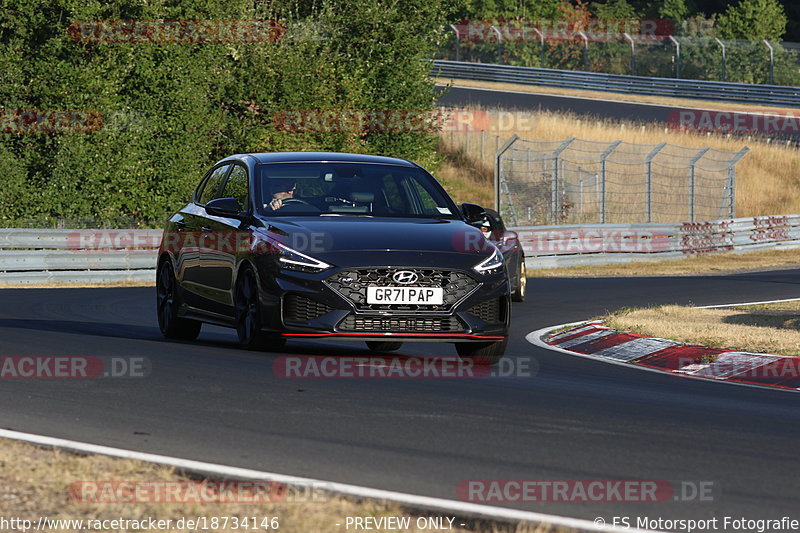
left=592, top=0, right=640, bottom=19
left=659, top=0, right=692, bottom=23
left=715, top=0, right=787, bottom=40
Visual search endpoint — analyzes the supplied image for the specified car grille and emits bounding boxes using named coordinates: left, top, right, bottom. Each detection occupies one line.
left=325, top=268, right=479, bottom=312
left=283, top=294, right=334, bottom=323
left=467, top=298, right=503, bottom=324
left=337, top=315, right=464, bottom=333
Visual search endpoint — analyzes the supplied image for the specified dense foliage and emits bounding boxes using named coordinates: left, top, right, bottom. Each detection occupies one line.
left=0, top=0, right=453, bottom=226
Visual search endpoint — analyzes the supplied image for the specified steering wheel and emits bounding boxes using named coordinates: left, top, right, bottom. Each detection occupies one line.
left=281, top=197, right=312, bottom=206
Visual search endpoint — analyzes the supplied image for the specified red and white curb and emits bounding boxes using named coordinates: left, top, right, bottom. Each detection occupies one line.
left=527, top=299, right=800, bottom=393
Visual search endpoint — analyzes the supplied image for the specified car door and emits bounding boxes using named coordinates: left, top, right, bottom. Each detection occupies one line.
left=181, top=163, right=232, bottom=311
left=200, top=163, right=251, bottom=316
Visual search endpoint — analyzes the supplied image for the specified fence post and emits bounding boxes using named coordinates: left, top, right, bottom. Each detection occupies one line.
left=645, top=142, right=666, bottom=223
left=669, top=36, right=680, bottom=78
left=532, top=27, right=545, bottom=67
left=689, top=148, right=710, bottom=222
left=489, top=25, right=503, bottom=64
left=551, top=138, right=575, bottom=224
left=727, top=147, right=749, bottom=218
left=449, top=24, right=460, bottom=62
left=715, top=38, right=726, bottom=81
left=624, top=33, right=636, bottom=75
left=764, top=40, right=774, bottom=84
left=494, top=135, right=519, bottom=212
left=578, top=31, right=589, bottom=71
left=600, top=141, right=622, bottom=224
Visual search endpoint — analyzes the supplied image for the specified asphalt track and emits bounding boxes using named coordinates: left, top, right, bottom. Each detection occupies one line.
left=436, top=85, right=677, bottom=124
left=436, top=85, right=800, bottom=144
left=1, top=270, right=800, bottom=529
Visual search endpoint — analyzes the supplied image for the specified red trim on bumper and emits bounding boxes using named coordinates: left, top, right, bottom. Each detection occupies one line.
left=282, top=332, right=505, bottom=339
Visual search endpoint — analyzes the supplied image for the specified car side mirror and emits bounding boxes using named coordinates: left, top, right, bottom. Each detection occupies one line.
left=503, top=230, right=518, bottom=245
left=461, top=203, right=486, bottom=223
left=205, top=197, right=244, bottom=218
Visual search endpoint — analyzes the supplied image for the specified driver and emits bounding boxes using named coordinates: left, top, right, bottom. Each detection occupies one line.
left=267, top=180, right=297, bottom=211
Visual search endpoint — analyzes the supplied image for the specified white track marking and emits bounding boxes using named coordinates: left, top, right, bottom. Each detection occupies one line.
left=695, top=297, right=800, bottom=309
left=0, top=428, right=658, bottom=533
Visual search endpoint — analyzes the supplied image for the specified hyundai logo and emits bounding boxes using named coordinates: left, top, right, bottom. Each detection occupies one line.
left=392, top=270, right=418, bottom=284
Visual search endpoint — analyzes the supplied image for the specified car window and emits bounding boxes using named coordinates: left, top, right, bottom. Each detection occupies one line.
left=222, top=165, right=249, bottom=211
left=197, top=164, right=231, bottom=205
left=257, top=162, right=458, bottom=218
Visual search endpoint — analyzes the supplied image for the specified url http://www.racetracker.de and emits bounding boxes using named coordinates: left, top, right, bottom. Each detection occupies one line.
left=0, top=515, right=281, bottom=531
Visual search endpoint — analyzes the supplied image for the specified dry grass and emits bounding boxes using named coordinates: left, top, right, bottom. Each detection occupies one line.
left=0, top=280, right=154, bottom=289
left=434, top=139, right=494, bottom=206
left=532, top=247, right=800, bottom=277
left=0, top=437, right=568, bottom=533
left=436, top=107, right=800, bottom=218
left=734, top=299, right=800, bottom=311
left=605, top=304, right=800, bottom=356
left=433, top=77, right=799, bottom=114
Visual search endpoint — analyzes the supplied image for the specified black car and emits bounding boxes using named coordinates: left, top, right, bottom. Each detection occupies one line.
left=478, top=208, right=526, bottom=302
left=156, top=152, right=510, bottom=364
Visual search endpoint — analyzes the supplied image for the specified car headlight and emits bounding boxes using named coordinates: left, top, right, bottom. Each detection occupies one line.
left=473, top=248, right=504, bottom=275
left=274, top=241, right=332, bottom=273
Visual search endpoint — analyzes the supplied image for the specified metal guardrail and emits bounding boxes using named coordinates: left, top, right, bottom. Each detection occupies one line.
left=1, top=218, right=798, bottom=283
left=432, top=60, right=800, bottom=107
left=0, top=229, right=159, bottom=285
left=515, top=214, right=800, bottom=268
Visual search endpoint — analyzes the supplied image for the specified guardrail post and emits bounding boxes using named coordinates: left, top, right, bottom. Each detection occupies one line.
left=448, top=24, right=460, bottom=62
left=715, top=38, right=726, bottom=81
left=624, top=33, right=636, bottom=75
left=689, top=148, right=710, bottom=222
left=532, top=27, right=546, bottom=67
left=645, top=142, right=666, bottom=223
left=599, top=141, right=621, bottom=224
left=727, top=147, right=749, bottom=218
left=764, top=40, right=774, bottom=84
left=578, top=31, right=589, bottom=71
left=494, top=135, right=520, bottom=212
left=551, top=138, right=575, bottom=224
left=669, top=36, right=680, bottom=78
left=489, top=25, right=503, bottom=64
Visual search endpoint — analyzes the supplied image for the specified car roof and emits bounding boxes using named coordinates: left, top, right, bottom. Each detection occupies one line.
left=221, top=152, right=417, bottom=167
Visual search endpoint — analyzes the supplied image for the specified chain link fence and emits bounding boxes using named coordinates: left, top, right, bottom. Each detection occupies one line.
left=495, top=136, right=749, bottom=225
left=437, top=29, right=800, bottom=86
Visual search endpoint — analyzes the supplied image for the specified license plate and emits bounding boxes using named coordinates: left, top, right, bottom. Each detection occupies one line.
left=366, top=286, right=444, bottom=305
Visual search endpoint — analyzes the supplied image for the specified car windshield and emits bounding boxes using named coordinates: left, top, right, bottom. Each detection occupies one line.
left=256, top=162, right=460, bottom=218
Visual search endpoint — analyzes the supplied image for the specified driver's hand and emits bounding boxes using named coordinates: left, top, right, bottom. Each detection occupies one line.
left=269, top=198, right=282, bottom=211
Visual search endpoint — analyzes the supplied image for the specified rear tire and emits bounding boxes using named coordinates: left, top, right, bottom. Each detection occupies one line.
left=366, top=341, right=403, bottom=352
left=156, top=260, right=202, bottom=340
left=455, top=338, right=507, bottom=366
left=235, top=267, right=286, bottom=351
left=511, top=259, right=526, bottom=302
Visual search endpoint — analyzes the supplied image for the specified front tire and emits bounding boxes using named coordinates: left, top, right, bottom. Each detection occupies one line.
left=511, top=258, right=526, bottom=302
left=156, top=260, right=202, bottom=340
left=235, top=267, right=286, bottom=351
left=455, top=338, right=507, bottom=366
left=366, top=341, right=403, bottom=352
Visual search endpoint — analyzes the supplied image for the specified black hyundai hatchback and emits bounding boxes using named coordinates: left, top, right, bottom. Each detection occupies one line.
left=156, top=152, right=510, bottom=364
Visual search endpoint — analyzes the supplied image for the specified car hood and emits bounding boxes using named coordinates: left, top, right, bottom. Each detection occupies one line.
left=254, top=216, right=495, bottom=258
